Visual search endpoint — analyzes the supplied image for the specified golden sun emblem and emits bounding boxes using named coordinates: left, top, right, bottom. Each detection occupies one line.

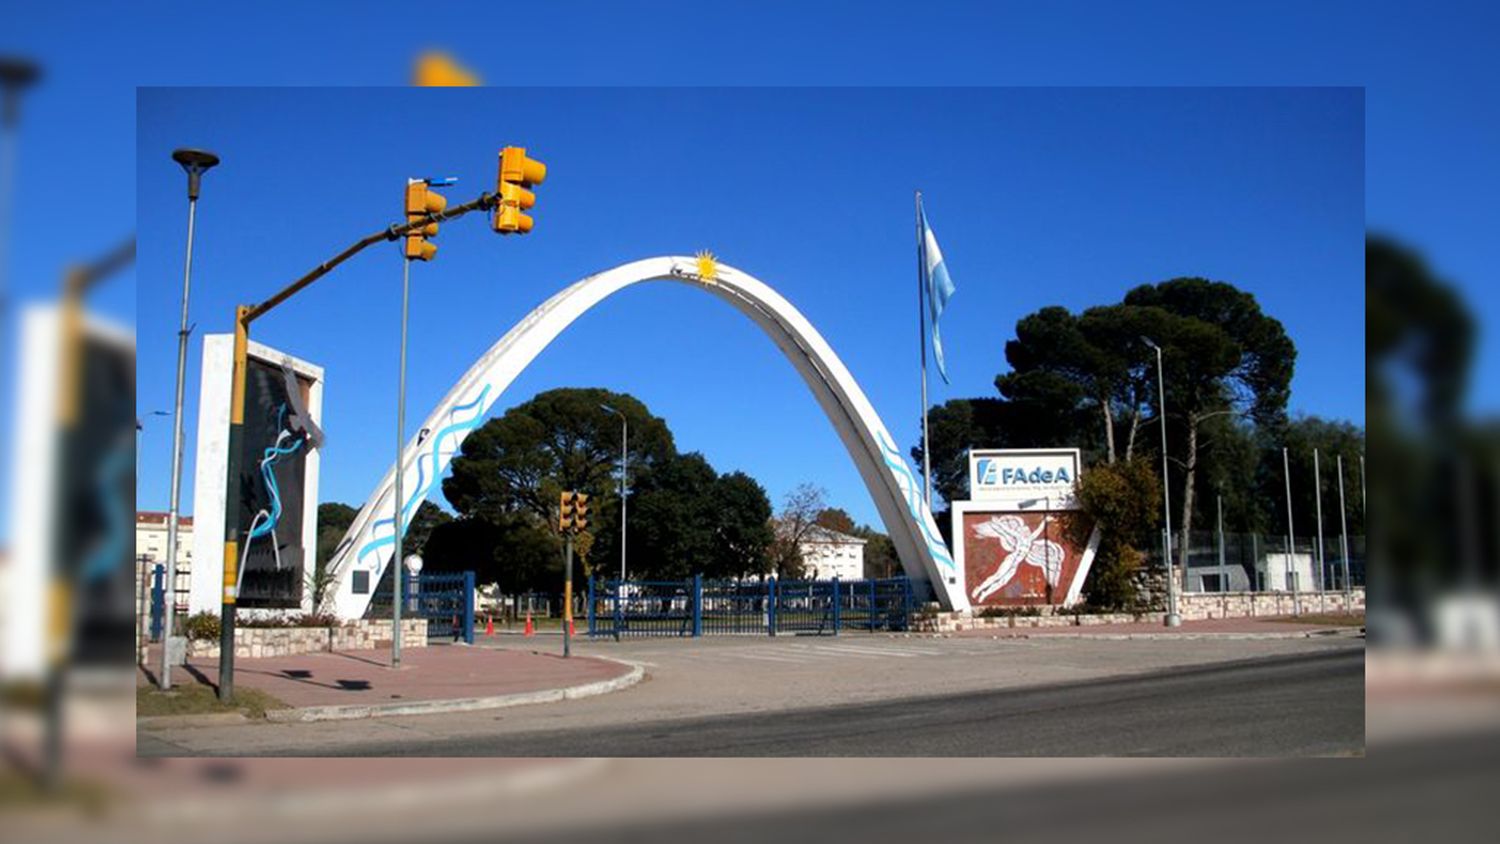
left=695, top=250, right=719, bottom=283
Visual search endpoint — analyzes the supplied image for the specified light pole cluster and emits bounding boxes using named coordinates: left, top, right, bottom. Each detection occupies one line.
left=1144, top=336, right=1361, bottom=619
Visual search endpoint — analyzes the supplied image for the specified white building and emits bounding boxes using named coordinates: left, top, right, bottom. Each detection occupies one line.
left=136, top=511, right=193, bottom=614
left=796, top=525, right=866, bottom=582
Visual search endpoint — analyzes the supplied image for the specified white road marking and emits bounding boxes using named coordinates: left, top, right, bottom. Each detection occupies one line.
left=808, top=644, right=919, bottom=657
left=725, top=652, right=814, bottom=664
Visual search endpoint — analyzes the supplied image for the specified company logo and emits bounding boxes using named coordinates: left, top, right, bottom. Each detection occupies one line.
left=976, top=458, right=1071, bottom=487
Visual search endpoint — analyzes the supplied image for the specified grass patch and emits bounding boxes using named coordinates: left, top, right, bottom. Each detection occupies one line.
left=1264, top=611, right=1365, bottom=627
left=136, top=682, right=287, bottom=719
left=0, top=772, right=111, bottom=813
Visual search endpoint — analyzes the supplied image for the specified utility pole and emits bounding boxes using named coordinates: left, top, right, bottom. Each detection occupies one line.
left=1283, top=447, right=1299, bottom=615
left=392, top=250, right=410, bottom=668
left=1314, top=448, right=1326, bottom=606
left=161, top=149, right=218, bottom=690
left=601, top=404, right=628, bottom=581
left=1141, top=336, right=1179, bottom=626
left=1337, top=455, right=1351, bottom=601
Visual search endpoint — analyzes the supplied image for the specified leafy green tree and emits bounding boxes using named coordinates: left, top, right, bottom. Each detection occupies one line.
left=627, top=453, right=724, bottom=579
left=402, top=500, right=452, bottom=559
left=422, top=513, right=560, bottom=593
left=1070, top=458, right=1161, bottom=609
left=315, top=502, right=358, bottom=572
left=312, top=502, right=358, bottom=608
left=443, top=388, right=675, bottom=529
left=1121, top=278, right=1295, bottom=573
left=709, top=471, right=775, bottom=579
left=856, top=528, right=899, bottom=579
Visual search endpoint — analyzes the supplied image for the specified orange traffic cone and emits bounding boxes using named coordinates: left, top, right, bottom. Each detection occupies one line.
left=485, top=615, right=494, bottom=637
left=523, top=612, right=535, bottom=637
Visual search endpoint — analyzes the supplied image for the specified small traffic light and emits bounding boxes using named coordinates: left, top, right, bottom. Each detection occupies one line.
left=573, top=493, right=589, bottom=532
left=558, top=490, right=589, bottom=532
left=494, top=146, right=546, bottom=234
left=404, top=179, right=448, bottom=261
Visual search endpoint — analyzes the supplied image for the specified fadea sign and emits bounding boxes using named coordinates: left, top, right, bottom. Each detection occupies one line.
left=969, top=448, right=1081, bottom=509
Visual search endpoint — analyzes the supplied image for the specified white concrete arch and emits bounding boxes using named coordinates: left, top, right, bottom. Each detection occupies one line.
left=324, top=256, right=967, bottom=618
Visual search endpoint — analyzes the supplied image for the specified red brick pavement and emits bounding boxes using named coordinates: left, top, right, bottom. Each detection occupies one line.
left=137, top=645, right=629, bottom=709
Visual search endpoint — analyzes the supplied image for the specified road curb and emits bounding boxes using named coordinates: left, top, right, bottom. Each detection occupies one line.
left=262, top=658, right=645, bottom=723
left=137, top=658, right=645, bottom=728
left=136, top=710, right=252, bottom=730
left=977, top=629, right=1361, bottom=641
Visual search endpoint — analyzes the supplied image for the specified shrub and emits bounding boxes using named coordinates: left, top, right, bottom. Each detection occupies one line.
left=1072, top=459, right=1161, bottom=610
left=975, top=605, right=1044, bottom=618
left=183, top=611, right=220, bottom=642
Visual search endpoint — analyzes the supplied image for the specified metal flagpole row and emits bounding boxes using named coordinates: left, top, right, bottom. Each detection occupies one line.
left=1283, top=447, right=1299, bottom=615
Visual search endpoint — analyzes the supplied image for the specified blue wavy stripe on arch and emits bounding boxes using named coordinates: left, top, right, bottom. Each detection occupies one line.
left=356, top=385, right=491, bottom=567
left=874, top=429, right=956, bottom=571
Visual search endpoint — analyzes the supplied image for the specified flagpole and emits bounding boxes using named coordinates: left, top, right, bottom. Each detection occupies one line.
left=916, top=190, right=932, bottom=507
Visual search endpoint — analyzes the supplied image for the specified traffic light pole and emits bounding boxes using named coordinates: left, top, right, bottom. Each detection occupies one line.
left=217, top=191, right=495, bottom=702
left=563, top=533, right=574, bottom=659
left=47, top=240, right=135, bottom=790
left=392, top=256, right=411, bottom=668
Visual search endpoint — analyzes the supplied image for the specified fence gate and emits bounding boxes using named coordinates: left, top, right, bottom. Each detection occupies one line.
left=370, top=571, right=475, bottom=644
left=149, top=563, right=165, bottom=642
left=588, top=576, right=912, bottom=639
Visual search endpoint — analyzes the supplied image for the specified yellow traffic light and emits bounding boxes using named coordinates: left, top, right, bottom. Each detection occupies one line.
left=558, top=490, right=589, bottom=532
left=494, top=146, right=546, bottom=234
left=412, top=52, right=480, bottom=87
left=574, top=493, right=589, bottom=532
left=404, top=180, right=448, bottom=261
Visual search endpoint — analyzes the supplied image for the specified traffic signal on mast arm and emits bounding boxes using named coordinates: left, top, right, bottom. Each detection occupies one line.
left=559, top=490, right=576, bottom=531
left=404, top=179, right=448, bottom=261
left=494, top=146, right=546, bottom=234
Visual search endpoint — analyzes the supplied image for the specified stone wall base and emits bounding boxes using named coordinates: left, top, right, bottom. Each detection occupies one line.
left=917, top=589, right=1365, bottom=633
left=184, top=619, right=428, bottom=660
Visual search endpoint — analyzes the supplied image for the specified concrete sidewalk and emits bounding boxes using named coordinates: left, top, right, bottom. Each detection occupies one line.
left=945, top=616, right=1363, bottom=639
left=138, top=645, right=640, bottom=722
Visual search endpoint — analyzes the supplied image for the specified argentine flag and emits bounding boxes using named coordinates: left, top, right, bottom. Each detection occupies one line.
left=920, top=206, right=956, bottom=383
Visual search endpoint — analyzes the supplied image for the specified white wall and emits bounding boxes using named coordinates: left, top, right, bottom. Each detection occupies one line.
left=190, top=336, right=323, bottom=617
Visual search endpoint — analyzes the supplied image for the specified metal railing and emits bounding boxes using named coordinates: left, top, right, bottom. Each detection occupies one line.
left=587, top=575, right=912, bottom=639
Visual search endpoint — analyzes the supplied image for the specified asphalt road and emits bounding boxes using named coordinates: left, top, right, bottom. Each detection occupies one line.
left=308, top=644, right=1362, bottom=757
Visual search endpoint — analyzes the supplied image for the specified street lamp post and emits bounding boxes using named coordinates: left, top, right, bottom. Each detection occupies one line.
left=392, top=251, right=412, bottom=668
left=1141, top=337, right=1180, bottom=627
left=1283, top=446, right=1299, bottom=615
left=600, top=404, right=628, bottom=582
left=162, top=148, right=219, bottom=691
left=1, top=57, right=40, bottom=314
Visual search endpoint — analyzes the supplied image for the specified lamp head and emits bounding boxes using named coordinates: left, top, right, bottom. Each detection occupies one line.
left=172, top=148, right=221, bottom=200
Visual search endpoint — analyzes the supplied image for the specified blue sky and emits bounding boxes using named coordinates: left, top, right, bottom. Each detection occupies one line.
left=134, top=86, right=1362, bottom=526
left=5, top=1, right=1497, bottom=532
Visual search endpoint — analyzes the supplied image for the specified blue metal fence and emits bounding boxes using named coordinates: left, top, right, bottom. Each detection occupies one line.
left=370, top=570, right=475, bottom=644
left=588, top=575, right=912, bottom=639
left=149, top=563, right=165, bottom=642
